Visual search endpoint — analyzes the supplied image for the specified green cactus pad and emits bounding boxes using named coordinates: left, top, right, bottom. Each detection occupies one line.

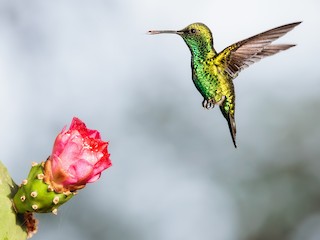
left=13, top=162, right=74, bottom=214
left=0, top=161, right=28, bottom=240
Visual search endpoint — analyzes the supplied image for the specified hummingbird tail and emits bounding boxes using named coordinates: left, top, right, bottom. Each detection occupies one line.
left=219, top=106, right=237, bottom=148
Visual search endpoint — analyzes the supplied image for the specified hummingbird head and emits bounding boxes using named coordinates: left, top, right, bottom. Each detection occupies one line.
left=148, top=22, right=214, bottom=58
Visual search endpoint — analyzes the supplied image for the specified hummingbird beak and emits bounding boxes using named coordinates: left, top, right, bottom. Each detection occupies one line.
left=147, top=30, right=183, bottom=35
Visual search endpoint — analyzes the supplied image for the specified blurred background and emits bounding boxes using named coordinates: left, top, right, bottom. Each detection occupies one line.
left=0, top=0, right=319, bottom=239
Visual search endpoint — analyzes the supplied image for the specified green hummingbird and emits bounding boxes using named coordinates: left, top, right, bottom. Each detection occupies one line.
left=148, top=22, right=301, bottom=148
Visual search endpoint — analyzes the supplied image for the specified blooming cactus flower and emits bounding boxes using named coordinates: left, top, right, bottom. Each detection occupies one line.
left=44, top=117, right=112, bottom=192
left=13, top=117, right=111, bottom=214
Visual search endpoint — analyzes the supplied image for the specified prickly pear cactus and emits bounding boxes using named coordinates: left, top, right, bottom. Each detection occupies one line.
left=13, top=162, right=74, bottom=214
left=0, top=161, right=28, bottom=240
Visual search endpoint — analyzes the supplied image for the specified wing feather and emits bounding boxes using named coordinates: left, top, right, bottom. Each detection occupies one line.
left=214, top=22, right=301, bottom=78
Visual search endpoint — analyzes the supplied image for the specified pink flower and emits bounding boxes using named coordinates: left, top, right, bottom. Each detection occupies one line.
left=44, top=117, right=112, bottom=192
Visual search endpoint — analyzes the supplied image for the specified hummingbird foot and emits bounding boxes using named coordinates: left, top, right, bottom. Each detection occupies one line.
left=202, top=99, right=216, bottom=109
left=216, top=96, right=226, bottom=106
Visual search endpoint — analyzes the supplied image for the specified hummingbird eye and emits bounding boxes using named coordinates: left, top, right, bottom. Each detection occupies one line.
left=190, top=28, right=197, bottom=34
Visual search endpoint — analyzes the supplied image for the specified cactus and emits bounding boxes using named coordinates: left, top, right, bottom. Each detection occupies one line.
left=0, top=161, right=28, bottom=240
left=13, top=162, right=75, bottom=214
left=0, top=117, right=111, bottom=238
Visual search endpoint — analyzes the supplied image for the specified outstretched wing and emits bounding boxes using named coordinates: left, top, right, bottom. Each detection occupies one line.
left=214, top=22, right=301, bottom=78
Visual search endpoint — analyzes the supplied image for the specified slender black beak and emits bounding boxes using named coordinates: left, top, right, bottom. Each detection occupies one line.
left=147, top=30, right=183, bottom=35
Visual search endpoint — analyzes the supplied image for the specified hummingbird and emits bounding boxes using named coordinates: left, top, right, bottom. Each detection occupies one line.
left=148, top=22, right=301, bottom=148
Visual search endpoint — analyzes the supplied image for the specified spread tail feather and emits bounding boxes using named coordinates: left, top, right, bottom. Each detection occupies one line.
left=219, top=106, right=237, bottom=148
